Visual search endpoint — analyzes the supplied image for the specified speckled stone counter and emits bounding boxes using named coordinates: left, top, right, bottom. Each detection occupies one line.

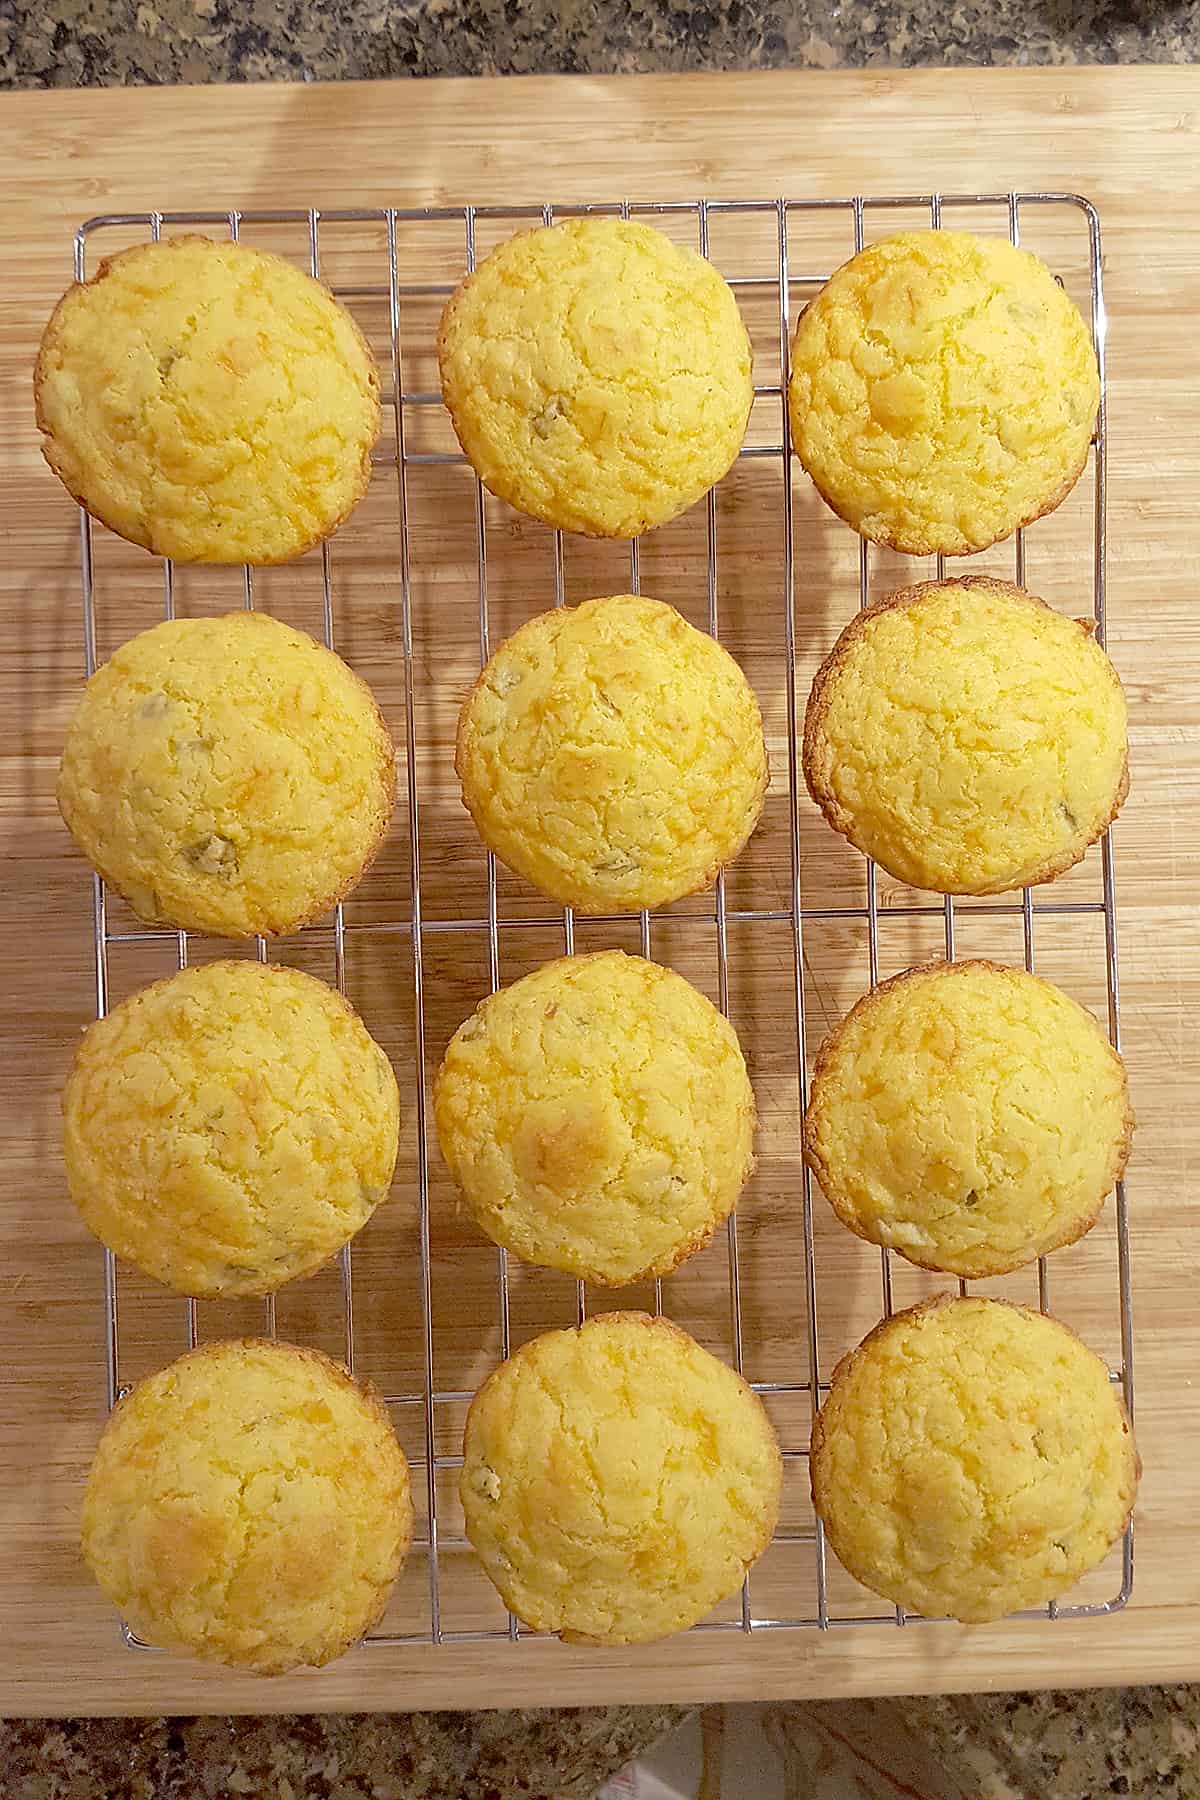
left=2, top=0, right=1198, bottom=87
left=621, top=1692, right=1200, bottom=1796
left=6, top=1689, right=1200, bottom=1797
left=0, top=1707, right=690, bottom=1797
left=794, top=1690, right=1200, bottom=1798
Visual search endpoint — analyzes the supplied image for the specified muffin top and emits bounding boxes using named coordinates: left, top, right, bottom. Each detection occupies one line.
left=803, top=578, right=1128, bottom=895
left=35, top=236, right=380, bottom=564
left=788, top=229, right=1099, bottom=556
left=461, top=1312, right=781, bottom=1644
left=456, top=594, right=768, bottom=911
left=63, top=960, right=400, bottom=1298
left=434, top=951, right=755, bottom=1285
left=810, top=1296, right=1138, bottom=1623
left=81, top=1339, right=413, bottom=1673
left=57, top=611, right=395, bottom=937
left=438, top=216, right=753, bottom=538
left=804, top=960, right=1131, bottom=1278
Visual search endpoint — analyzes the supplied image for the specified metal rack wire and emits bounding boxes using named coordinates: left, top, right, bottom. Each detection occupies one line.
left=70, top=189, right=1133, bottom=1650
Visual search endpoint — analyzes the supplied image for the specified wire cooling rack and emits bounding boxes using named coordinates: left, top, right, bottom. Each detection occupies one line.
left=69, top=190, right=1133, bottom=1651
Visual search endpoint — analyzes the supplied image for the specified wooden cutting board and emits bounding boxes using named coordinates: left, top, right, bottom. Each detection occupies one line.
left=1, top=67, right=1198, bottom=1716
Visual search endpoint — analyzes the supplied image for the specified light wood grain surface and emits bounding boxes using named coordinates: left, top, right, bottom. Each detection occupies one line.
left=1, top=67, right=1198, bottom=1716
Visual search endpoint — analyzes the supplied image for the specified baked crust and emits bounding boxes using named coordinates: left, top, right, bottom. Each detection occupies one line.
left=802, top=957, right=1134, bottom=1278
left=810, top=1295, right=1140, bottom=1624
left=35, top=235, right=380, bottom=564
left=802, top=577, right=1130, bottom=895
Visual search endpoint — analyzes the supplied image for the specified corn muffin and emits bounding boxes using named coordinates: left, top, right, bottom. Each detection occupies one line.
left=803, top=578, right=1128, bottom=894
left=438, top=216, right=753, bottom=538
left=435, top=951, right=754, bottom=1285
left=57, top=611, right=395, bottom=936
left=81, top=1338, right=413, bottom=1673
left=35, top=235, right=380, bottom=563
left=804, top=960, right=1131, bottom=1279
left=788, top=229, right=1099, bottom=556
left=811, top=1296, right=1137, bottom=1623
left=63, top=960, right=400, bottom=1298
left=461, top=1312, right=781, bottom=1643
left=456, top=594, right=768, bottom=911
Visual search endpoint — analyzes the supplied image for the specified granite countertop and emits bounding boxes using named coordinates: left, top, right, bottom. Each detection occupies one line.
left=2, top=0, right=1198, bottom=88
left=5, top=1688, right=1200, bottom=1798
left=3, top=4, right=1197, bottom=1797
left=782, top=1690, right=1200, bottom=1798
left=0, top=1708, right=691, bottom=1798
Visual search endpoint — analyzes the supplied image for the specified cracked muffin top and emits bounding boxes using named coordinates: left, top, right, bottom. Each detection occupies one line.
left=455, top=594, right=768, bottom=912
left=802, top=578, right=1128, bottom=896
left=82, top=1338, right=413, bottom=1673
left=461, top=1311, right=782, bottom=1644
left=434, top=951, right=755, bottom=1286
left=810, top=1296, right=1138, bottom=1623
left=35, top=235, right=380, bottom=564
left=788, top=228, right=1100, bottom=556
left=438, top=216, right=753, bottom=538
left=57, top=611, right=395, bottom=937
left=804, top=959, right=1131, bottom=1279
left=63, top=959, right=400, bottom=1299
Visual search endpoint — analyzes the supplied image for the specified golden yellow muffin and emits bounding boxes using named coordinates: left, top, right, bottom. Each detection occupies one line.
left=456, top=594, right=767, bottom=911
left=81, top=1338, right=413, bottom=1673
left=804, top=960, right=1131, bottom=1279
left=434, top=951, right=754, bottom=1285
left=788, top=229, right=1099, bottom=555
left=35, top=236, right=380, bottom=564
left=803, top=578, right=1128, bottom=895
left=63, top=960, right=400, bottom=1298
left=57, top=612, right=395, bottom=936
left=461, top=1312, right=781, bottom=1644
left=438, top=216, right=753, bottom=538
left=810, top=1296, right=1137, bottom=1623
